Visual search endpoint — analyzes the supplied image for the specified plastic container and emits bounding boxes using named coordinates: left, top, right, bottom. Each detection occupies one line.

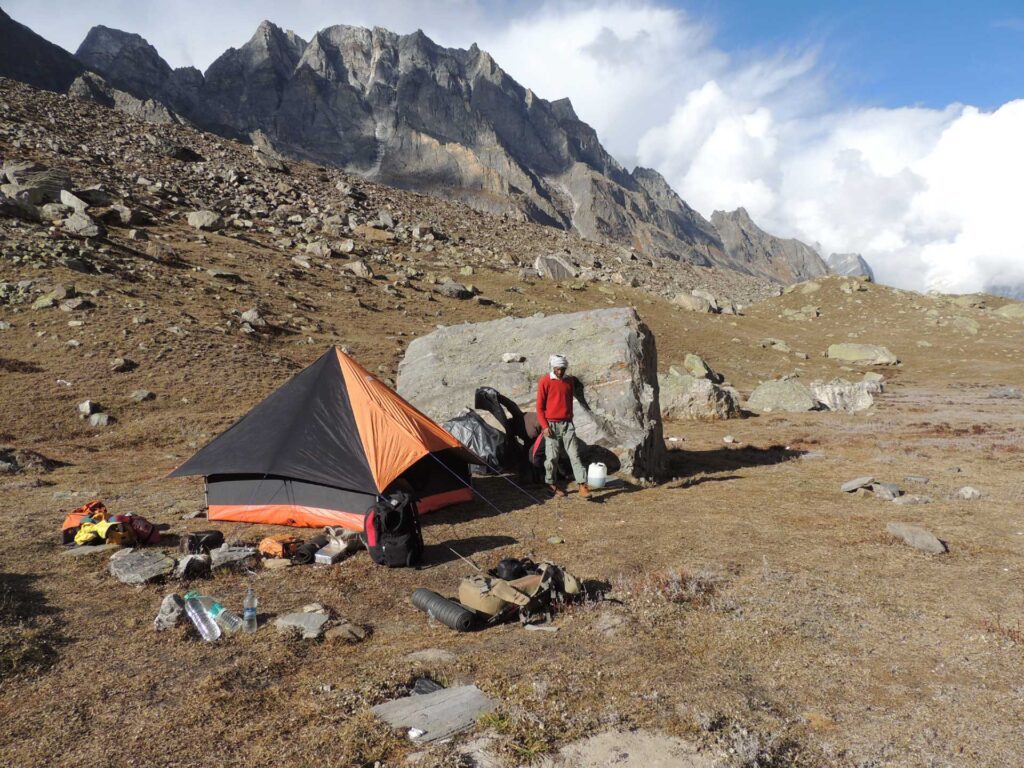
left=587, top=462, right=608, bottom=489
left=411, top=588, right=474, bottom=632
left=184, top=592, right=221, bottom=642
left=210, top=602, right=243, bottom=634
left=243, top=586, right=258, bottom=633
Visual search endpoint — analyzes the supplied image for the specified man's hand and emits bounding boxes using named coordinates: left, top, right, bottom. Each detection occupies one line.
left=544, top=426, right=553, bottom=439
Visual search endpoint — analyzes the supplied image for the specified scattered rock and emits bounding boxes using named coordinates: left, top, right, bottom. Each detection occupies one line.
left=63, top=211, right=104, bottom=238
left=841, top=476, right=874, bottom=493
left=501, top=353, right=525, bottom=363
left=826, top=343, right=898, bottom=366
left=957, top=486, right=982, bottom=500
left=892, top=494, right=931, bottom=505
left=341, top=260, right=373, bottom=278
left=110, top=357, right=136, bottom=373
left=88, top=412, right=113, bottom=428
left=130, top=389, right=155, bottom=403
left=187, top=210, right=224, bottom=231
left=77, top=400, right=100, bottom=418
left=871, top=482, right=903, bottom=500
left=210, top=545, right=259, bottom=571
left=275, top=611, right=328, bottom=639
left=535, top=254, right=577, bottom=281
left=173, top=554, right=211, bottom=579
left=672, top=293, right=713, bottom=313
left=887, top=523, right=947, bottom=554
left=659, top=373, right=740, bottom=420
left=207, top=268, right=243, bottom=283
left=108, top=548, right=175, bottom=584
left=435, top=281, right=473, bottom=299
left=63, top=543, right=119, bottom=557
left=747, top=378, right=817, bottom=413
left=325, top=619, right=367, bottom=643
left=810, top=379, right=876, bottom=413
left=153, top=593, right=185, bottom=631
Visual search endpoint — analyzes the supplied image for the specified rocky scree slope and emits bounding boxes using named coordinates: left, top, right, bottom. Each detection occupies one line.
left=70, top=19, right=830, bottom=286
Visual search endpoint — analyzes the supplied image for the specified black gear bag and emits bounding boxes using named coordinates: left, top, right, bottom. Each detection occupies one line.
left=362, top=492, right=423, bottom=567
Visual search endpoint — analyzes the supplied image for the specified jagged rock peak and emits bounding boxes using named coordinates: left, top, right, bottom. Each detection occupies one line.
left=711, top=207, right=829, bottom=284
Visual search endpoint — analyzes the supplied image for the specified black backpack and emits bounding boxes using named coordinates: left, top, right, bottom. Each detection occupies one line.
left=362, top=492, right=423, bottom=567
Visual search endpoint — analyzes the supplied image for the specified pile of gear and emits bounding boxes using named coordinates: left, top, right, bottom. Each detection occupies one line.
left=62, top=500, right=162, bottom=547
left=256, top=526, right=362, bottom=565
left=412, top=557, right=583, bottom=632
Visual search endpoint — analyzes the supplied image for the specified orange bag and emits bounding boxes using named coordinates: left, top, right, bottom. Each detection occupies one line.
left=62, top=499, right=107, bottom=530
left=258, top=534, right=300, bottom=559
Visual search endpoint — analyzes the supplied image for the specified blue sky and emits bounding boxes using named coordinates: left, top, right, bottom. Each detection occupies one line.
left=689, top=0, right=1024, bottom=109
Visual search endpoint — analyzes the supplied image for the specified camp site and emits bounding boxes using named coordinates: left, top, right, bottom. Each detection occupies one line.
left=3, top=6, right=1024, bottom=766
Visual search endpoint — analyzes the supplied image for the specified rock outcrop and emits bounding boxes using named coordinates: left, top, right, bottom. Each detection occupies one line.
left=0, top=8, right=86, bottom=93
left=711, top=207, right=829, bottom=284
left=747, top=378, right=818, bottom=413
left=396, top=308, right=664, bottom=478
left=659, top=373, right=740, bottom=420
left=827, top=252, right=874, bottom=281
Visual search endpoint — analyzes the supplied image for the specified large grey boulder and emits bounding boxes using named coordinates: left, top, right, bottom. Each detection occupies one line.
left=672, top=293, right=713, bottom=313
left=747, top=379, right=818, bottom=413
left=534, top=254, right=577, bottom=281
left=1, top=161, right=72, bottom=205
left=827, top=344, right=898, bottom=366
left=397, top=308, right=664, bottom=479
left=810, top=378, right=878, bottom=413
left=659, top=373, right=740, bottom=421
left=187, top=210, right=223, bottom=231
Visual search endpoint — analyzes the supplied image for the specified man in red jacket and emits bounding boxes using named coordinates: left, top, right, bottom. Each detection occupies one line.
left=536, top=354, right=589, bottom=498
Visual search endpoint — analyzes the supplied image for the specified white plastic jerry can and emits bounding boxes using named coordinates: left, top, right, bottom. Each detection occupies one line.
left=587, top=462, right=608, bottom=489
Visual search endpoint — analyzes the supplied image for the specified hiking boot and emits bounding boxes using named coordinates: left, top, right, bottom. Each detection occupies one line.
left=548, top=484, right=566, bottom=498
left=578, top=484, right=590, bottom=498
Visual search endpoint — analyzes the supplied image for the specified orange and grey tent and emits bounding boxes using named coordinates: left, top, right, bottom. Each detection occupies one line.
left=169, top=347, right=476, bottom=530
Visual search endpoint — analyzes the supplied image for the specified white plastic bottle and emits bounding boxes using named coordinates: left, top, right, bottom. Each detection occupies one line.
left=184, top=592, right=221, bottom=642
left=243, top=586, right=258, bottom=633
left=209, top=602, right=243, bottom=634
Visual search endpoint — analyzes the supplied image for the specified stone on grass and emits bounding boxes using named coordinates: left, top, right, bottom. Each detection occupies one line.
left=672, top=293, right=713, bottom=313
left=210, top=546, right=259, bottom=571
left=154, top=593, right=185, bottom=631
left=63, top=543, right=119, bottom=557
left=810, top=379, right=876, bottom=413
left=342, top=260, right=373, bottom=278
left=871, top=482, right=903, bottom=500
left=958, top=486, right=982, bottom=500
left=826, top=343, right=898, bottom=366
left=78, top=400, right=100, bottom=417
left=187, top=210, right=223, bottom=231
left=397, top=307, right=663, bottom=478
left=173, top=554, right=211, bottom=580
left=659, top=374, right=740, bottom=420
left=893, top=494, right=932, bottom=505
left=88, top=413, right=112, bottom=428
left=435, top=281, right=472, bottom=299
left=110, top=357, right=136, bottom=373
left=130, top=389, right=155, bottom=403
left=326, top=620, right=367, bottom=643
left=275, top=611, right=328, bottom=639
left=747, top=379, right=817, bottom=413
left=534, top=254, right=577, bottom=281
left=887, top=523, right=947, bottom=554
left=109, top=548, right=175, bottom=584
left=207, top=268, right=243, bottom=283
left=841, top=476, right=874, bottom=493
left=372, top=684, right=496, bottom=743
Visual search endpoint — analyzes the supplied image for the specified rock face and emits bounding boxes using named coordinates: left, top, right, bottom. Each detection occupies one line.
left=64, top=19, right=832, bottom=283
left=397, top=308, right=664, bottom=478
left=827, top=343, right=899, bottom=366
left=68, top=72, right=182, bottom=125
left=711, top=208, right=829, bottom=284
left=827, top=252, right=875, bottom=281
left=0, top=8, right=86, bottom=93
left=747, top=378, right=818, bottom=413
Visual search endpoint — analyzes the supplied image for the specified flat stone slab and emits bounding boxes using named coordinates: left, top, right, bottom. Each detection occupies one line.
left=841, top=476, right=874, bottom=493
left=887, top=523, right=947, bottom=554
left=210, top=546, right=259, bottom=571
left=372, top=684, right=495, bottom=743
left=405, top=648, right=458, bottom=665
left=275, top=612, right=328, bottom=639
left=871, top=482, right=902, bottom=500
left=64, top=543, right=119, bottom=557
left=108, top=548, right=176, bottom=584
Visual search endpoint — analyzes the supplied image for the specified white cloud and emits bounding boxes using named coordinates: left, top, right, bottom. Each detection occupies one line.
left=8, top=0, right=1022, bottom=294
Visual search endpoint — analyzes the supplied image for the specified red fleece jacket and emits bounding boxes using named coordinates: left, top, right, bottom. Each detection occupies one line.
left=536, top=375, right=575, bottom=430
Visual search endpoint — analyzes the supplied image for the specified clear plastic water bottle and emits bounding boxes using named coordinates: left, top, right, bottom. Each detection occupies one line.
left=184, top=591, right=221, bottom=642
left=243, top=586, right=258, bottom=633
left=209, top=601, right=243, bottom=634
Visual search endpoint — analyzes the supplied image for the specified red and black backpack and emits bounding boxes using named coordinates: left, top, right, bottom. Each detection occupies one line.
left=362, top=492, right=423, bottom=568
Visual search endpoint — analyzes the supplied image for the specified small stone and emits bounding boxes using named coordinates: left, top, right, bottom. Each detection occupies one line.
left=240, top=308, right=266, bottom=327
left=887, top=523, right=947, bottom=554
left=958, top=486, right=982, bottom=500
left=547, top=536, right=564, bottom=544
left=130, top=389, right=155, bottom=403
left=501, top=353, right=525, bottom=363
left=892, top=494, right=932, bottom=505
left=871, top=482, right=903, bottom=500
left=210, top=546, right=259, bottom=571
left=325, top=620, right=367, bottom=643
left=110, top=357, right=136, bottom=373
left=841, top=476, right=874, bottom=493
left=154, top=593, right=185, bottom=631
left=88, top=413, right=112, bottom=428
left=173, top=554, right=211, bottom=579
left=342, top=260, right=373, bottom=279
left=78, top=400, right=100, bottom=418
left=275, top=611, right=329, bottom=639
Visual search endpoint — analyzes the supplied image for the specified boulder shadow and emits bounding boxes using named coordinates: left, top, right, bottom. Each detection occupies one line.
left=667, top=444, right=806, bottom=479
